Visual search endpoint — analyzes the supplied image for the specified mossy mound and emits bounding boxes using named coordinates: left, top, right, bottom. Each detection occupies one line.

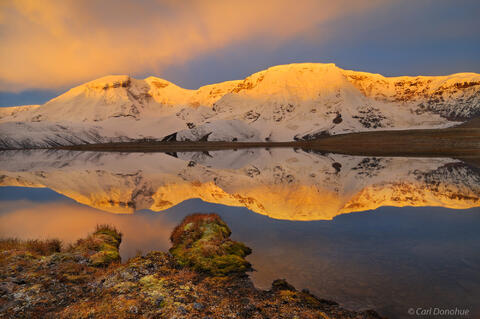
left=169, top=213, right=252, bottom=276
left=72, top=225, right=122, bottom=267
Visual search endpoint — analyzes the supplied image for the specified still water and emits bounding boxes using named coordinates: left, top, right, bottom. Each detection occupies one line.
left=1, top=149, right=479, bottom=318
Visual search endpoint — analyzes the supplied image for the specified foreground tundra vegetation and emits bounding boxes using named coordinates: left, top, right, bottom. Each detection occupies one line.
left=0, top=214, right=383, bottom=318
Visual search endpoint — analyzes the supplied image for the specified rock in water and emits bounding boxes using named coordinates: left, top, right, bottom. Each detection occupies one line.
left=169, top=213, right=252, bottom=276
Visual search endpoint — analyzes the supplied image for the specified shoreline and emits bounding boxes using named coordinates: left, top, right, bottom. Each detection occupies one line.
left=0, top=214, right=385, bottom=318
left=0, top=124, right=478, bottom=161
left=43, top=126, right=480, bottom=158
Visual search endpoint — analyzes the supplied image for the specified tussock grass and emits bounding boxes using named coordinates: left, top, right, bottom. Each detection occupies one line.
left=94, top=224, right=122, bottom=242
left=65, top=224, right=123, bottom=267
left=0, top=238, right=62, bottom=255
left=95, top=224, right=120, bottom=234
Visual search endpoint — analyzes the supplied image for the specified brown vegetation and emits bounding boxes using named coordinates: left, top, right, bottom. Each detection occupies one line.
left=0, top=238, right=61, bottom=256
left=306, top=126, right=480, bottom=157
left=0, top=215, right=385, bottom=318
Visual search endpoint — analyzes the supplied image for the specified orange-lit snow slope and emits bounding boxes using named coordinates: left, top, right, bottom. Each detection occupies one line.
left=1, top=63, right=479, bottom=148
left=1, top=149, right=478, bottom=220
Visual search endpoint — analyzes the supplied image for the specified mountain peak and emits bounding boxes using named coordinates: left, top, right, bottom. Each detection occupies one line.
left=84, top=75, right=132, bottom=89
left=267, top=62, right=337, bottom=70
left=1, top=63, right=479, bottom=148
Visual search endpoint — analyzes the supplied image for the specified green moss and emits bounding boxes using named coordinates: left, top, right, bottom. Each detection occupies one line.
left=70, top=224, right=122, bottom=267
left=139, top=275, right=168, bottom=307
left=183, top=222, right=194, bottom=232
left=279, top=290, right=299, bottom=303
left=272, top=279, right=327, bottom=309
left=98, top=242, right=118, bottom=253
left=169, top=213, right=252, bottom=276
left=139, top=275, right=164, bottom=288
left=89, top=249, right=120, bottom=267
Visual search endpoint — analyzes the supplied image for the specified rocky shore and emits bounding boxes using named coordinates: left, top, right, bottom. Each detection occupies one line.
left=0, top=213, right=383, bottom=318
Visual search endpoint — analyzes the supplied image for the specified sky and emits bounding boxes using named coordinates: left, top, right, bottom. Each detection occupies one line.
left=0, top=0, right=479, bottom=107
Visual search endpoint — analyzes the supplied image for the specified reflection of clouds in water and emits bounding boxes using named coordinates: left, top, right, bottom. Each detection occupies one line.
left=0, top=200, right=175, bottom=260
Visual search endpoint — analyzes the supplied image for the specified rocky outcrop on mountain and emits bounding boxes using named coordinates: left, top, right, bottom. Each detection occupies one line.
left=344, top=70, right=480, bottom=121
left=1, top=63, right=479, bottom=148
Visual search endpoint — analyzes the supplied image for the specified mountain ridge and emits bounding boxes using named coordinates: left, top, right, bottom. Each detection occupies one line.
left=1, top=63, right=479, bottom=149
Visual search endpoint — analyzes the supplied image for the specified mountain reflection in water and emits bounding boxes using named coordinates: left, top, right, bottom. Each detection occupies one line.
left=0, top=149, right=479, bottom=318
left=0, top=149, right=478, bottom=219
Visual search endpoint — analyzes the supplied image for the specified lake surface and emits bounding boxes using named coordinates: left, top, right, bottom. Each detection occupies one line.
left=1, top=149, right=479, bottom=318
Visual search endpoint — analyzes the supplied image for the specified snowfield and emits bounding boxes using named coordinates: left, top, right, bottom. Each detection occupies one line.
left=1, top=63, right=479, bottom=149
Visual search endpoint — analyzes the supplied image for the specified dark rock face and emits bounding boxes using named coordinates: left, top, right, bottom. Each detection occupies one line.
left=297, top=130, right=331, bottom=141
left=161, top=132, right=177, bottom=142
left=346, top=74, right=480, bottom=122
left=413, top=83, right=480, bottom=121
left=352, top=106, right=389, bottom=129
left=332, top=112, right=343, bottom=124
left=231, top=74, right=264, bottom=93
left=332, top=162, right=342, bottom=173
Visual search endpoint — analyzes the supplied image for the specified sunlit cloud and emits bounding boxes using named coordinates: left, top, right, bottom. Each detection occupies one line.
left=0, top=0, right=383, bottom=91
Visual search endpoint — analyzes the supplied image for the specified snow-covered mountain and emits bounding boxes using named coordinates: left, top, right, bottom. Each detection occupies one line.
left=1, top=63, right=479, bottom=148
left=0, top=149, right=478, bottom=220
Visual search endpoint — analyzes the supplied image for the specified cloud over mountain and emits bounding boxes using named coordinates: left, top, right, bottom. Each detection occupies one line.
left=0, top=0, right=381, bottom=91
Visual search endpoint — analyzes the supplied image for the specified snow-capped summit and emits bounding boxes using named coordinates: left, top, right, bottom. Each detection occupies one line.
left=1, top=63, right=479, bottom=149
left=23, top=75, right=153, bottom=122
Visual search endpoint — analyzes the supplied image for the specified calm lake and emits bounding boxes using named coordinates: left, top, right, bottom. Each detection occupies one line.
left=1, top=149, right=479, bottom=318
